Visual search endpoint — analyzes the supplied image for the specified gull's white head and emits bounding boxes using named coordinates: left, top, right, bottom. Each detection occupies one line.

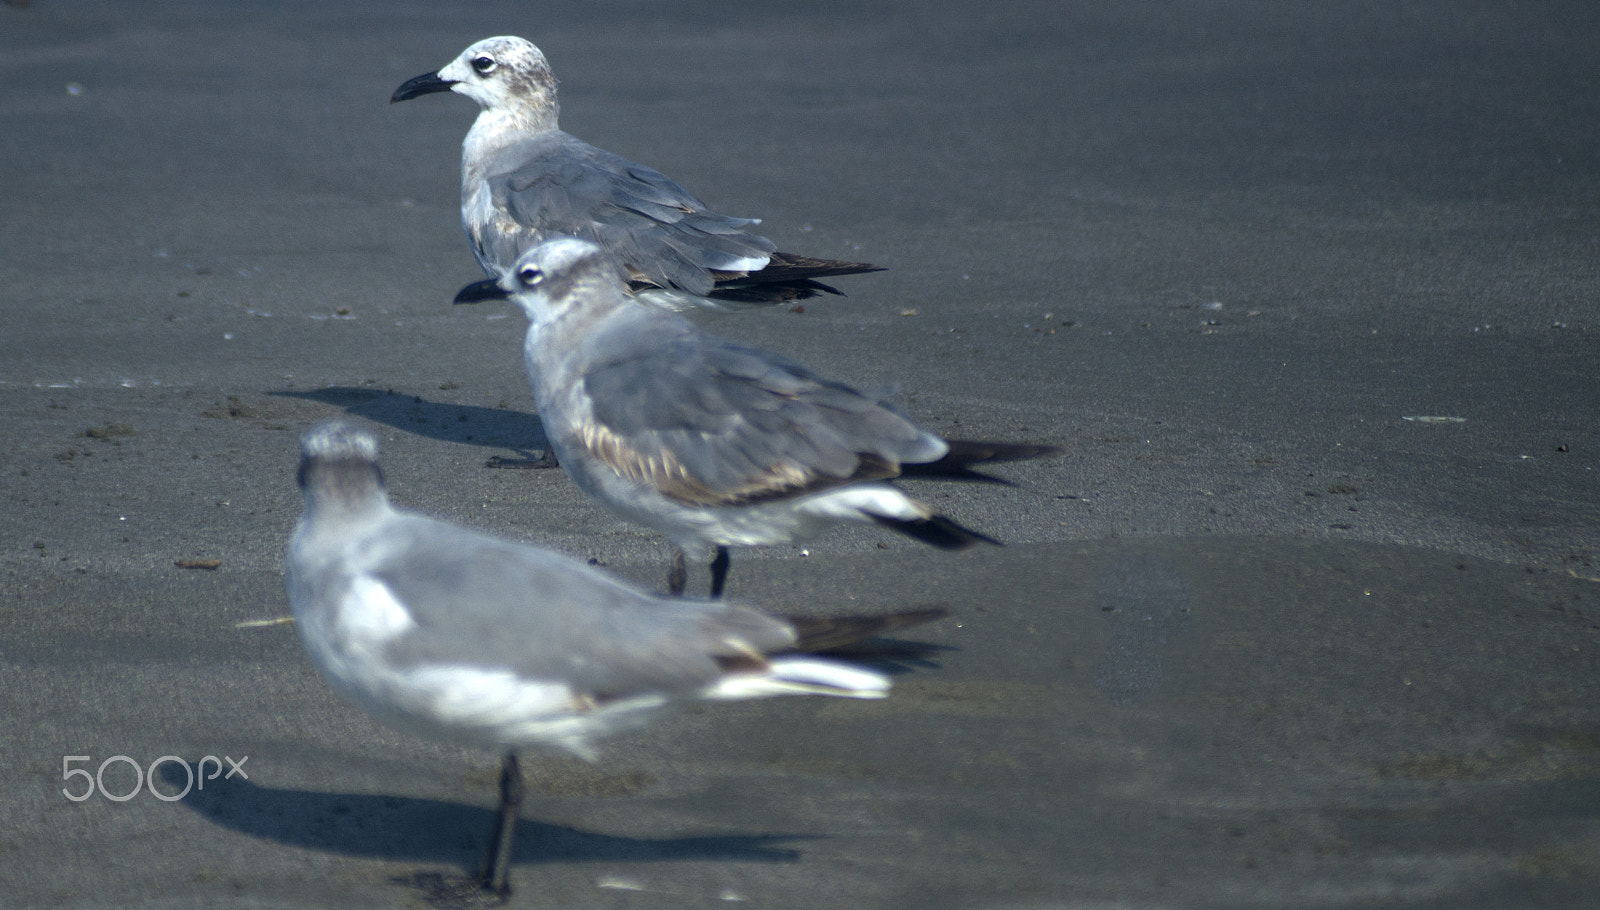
left=301, top=420, right=380, bottom=466
left=296, top=420, right=387, bottom=514
left=392, top=36, right=558, bottom=129
left=453, top=237, right=629, bottom=323
left=507, top=237, right=631, bottom=319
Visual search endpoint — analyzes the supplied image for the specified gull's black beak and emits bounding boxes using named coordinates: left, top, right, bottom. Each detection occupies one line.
left=391, top=71, right=456, bottom=104
left=454, top=279, right=509, bottom=305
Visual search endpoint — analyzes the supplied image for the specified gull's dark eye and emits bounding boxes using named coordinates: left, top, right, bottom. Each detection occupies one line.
left=471, top=55, right=497, bottom=75
left=518, top=266, right=544, bottom=286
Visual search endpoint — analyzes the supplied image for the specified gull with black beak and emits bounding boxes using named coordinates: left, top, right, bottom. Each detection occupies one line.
left=287, top=420, right=925, bottom=900
left=392, top=36, right=882, bottom=313
left=458, top=237, right=1063, bottom=598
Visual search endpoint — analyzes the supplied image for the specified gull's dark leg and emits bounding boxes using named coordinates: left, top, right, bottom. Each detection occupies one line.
left=479, top=751, right=523, bottom=900
left=484, top=449, right=560, bottom=470
left=668, top=548, right=688, bottom=597
left=709, top=546, right=731, bottom=599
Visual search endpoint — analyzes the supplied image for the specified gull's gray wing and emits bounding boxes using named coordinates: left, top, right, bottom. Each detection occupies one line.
left=476, top=132, right=777, bottom=296
left=367, top=516, right=793, bottom=697
left=570, top=319, right=948, bottom=506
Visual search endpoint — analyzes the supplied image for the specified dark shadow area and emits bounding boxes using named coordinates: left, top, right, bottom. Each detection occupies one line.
left=811, top=638, right=955, bottom=676
left=273, top=387, right=549, bottom=459
left=786, top=606, right=958, bottom=675
left=156, top=761, right=810, bottom=869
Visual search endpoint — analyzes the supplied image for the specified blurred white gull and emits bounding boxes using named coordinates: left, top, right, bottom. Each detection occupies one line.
left=286, top=420, right=922, bottom=898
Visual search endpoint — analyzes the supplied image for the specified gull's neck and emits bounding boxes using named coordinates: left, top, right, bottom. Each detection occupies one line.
left=300, top=462, right=394, bottom=533
left=462, top=103, right=559, bottom=187
left=542, top=273, right=634, bottom=334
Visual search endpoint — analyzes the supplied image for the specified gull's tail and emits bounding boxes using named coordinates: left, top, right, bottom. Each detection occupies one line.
left=705, top=656, right=890, bottom=700
left=704, top=606, right=950, bottom=700
left=704, top=252, right=885, bottom=304
left=900, top=439, right=1067, bottom=484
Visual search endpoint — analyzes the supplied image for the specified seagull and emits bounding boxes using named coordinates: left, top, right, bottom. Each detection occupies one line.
left=286, top=420, right=930, bottom=899
left=392, top=35, right=882, bottom=314
left=456, top=237, right=1064, bottom=599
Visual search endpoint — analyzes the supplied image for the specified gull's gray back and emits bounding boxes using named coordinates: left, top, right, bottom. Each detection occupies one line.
left=534, top=304, right=948, bottom=507
left=346, top=513, right=794, bottom=697
left=471, top=132, right=775, bottom=294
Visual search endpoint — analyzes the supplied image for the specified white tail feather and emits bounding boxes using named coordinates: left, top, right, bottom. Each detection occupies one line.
left=704, top=657, right=890, bottom=701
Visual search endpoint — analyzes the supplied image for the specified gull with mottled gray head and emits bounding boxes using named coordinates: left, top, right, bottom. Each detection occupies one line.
left=457, top=237, right=1064, bottom=599
left=287, top=420, right=922, bottom=899
left=393, top=36, right=882, bottom=314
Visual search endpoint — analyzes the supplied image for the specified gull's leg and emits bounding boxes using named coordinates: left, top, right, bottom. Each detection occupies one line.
left=668, top=548, right=688, bottom=597
left=484, top=449, right=560, bottom=470
left=709, top=546, right=731, bottom=600
left=479, top=751, right=523, bottom=899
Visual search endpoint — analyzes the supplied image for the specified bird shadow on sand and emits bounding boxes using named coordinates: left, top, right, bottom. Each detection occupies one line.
left=271, top=387, right=553, bottom=466
left=157, top=761, right=810, bottom=871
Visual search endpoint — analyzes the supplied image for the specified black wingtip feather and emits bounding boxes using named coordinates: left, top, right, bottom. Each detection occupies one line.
left=872, top=514, right=1001, bottom=549
left=761, top=251, right=886, bottom=281
left=702, top=251, right=884, bottom=304
left=704, top=278, right=845, bottom=305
